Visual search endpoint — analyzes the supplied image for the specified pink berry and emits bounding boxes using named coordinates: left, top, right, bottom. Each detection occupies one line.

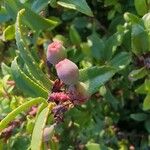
left=47, top=41, right=66, bottom=65
left=55, top=59, right=79, bottom=85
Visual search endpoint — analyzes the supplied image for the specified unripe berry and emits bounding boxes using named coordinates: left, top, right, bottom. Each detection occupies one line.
left=68, top=82, right=90, bottom=104
left=55, top=59, right=79, bottom=85
left=47, top=41, right=66, bottom=65
left=43, top=124, right=55, bottom=142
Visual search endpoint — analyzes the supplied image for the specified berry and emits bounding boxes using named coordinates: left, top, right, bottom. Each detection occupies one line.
left=55, top=59, right=79, bottom=85
left=47, top=41, right=66, bottom=65
left=68, top=82, right=90, bottom=104
left=43, top=124, right=55, bottom=142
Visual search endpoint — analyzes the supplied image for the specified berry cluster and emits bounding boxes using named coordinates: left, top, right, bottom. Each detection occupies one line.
left=46, top=41, right=90, bottom=123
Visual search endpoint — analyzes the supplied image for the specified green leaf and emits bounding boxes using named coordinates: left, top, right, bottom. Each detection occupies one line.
left=66, top=108, right=91, bottom=127
left=134, top=0, right=148, bottom=16
left=3, top=24, right=15, bottom=41
left=130, top=113, right=147, bottom=121
left=104, top=32, right=124, bottom=60
left=88, top=32, right=105, bottom=60
left=145, top=79, right=150, bottom=92
left=143, top=13, right=150, bottom=30
left=79, top=66, right=115, bottom=95
left=104, top=0, right=117, bottom=6
left=102, top=87, right=119, bottom=110
left=143, top=94, right=150, bottom=111
left=11, top=58, right=48, bottom=98
left=0, top=6, right=10, bottom=23
left=5, top=0, right=59, bottom=31
left=124, top=12, right=140, bottom=24
left=135, top=83, right=148, bottom=94
left=1, top=62, right=11, bottom=76
left=0, top=98, right=47, bottom=132
left=69, top=25, right=81, bottom=46
left=109, top=52, right=131, bottom=70
left=57, top=0, right=93, bottom=17
left=15, top=9, right=53, bottom=90
left=31, top=107, right=50, bottom=150
left=129, top=67, right=147, bottom=81
left=10, top=135, right=30, bottom=150
left=132, top=24, right=149, bottom=55
left=80, top=42, right=92, bottom=57
left=145, top=119, right=150, bottom=133
left=86, top=142, right=100, bottom=150
left=31, top=0, right=49, bottom=13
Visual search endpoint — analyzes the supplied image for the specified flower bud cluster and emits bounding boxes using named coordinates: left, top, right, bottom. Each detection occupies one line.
left=47, top=40, right=90, bottom=104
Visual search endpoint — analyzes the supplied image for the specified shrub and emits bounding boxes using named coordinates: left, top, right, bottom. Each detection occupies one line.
left=0, top=0, right=150, bottom=149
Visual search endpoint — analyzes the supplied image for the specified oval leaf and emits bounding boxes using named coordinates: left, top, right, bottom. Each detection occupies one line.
left=143, top=94, right=150, bottom=111
left=57, top=0, right=93, bottom=17
left=109, top=52, right=131, bottom=70
left=130, top=113, right=147, bottom=121
left=79, top=66, right=116, bottom=95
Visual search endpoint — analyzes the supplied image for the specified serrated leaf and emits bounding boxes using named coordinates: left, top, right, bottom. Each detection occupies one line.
left=143, top=94, right=150, bottom=111
left=79, top=66, right=115, bottom=95
left=11, top=58, right=48, bottom=98
left=5, top=0, right=59, bottom=31
left=15, top=9, right=53, bottom=90
left=0, top=98, right=47, bottom=132
left=31, top=107, right=50, bottom=150
left=57, top=0, right=93, bottom=17
left=109, top=52, right=131, bottom=70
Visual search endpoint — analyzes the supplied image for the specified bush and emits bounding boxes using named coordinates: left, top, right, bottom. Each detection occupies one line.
left=0, top=0, right=150, bottom=149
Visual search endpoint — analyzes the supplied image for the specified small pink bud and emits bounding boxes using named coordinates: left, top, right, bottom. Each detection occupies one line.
left=55, top=59, right=79, bottom=85
left=47, top=41, right=66, bottom=65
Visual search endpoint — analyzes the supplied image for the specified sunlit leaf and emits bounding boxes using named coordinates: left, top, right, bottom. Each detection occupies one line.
left=57, top=0, right=93, bottom=17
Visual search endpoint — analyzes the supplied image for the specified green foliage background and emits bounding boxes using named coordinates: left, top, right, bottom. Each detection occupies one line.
left=0, top=0, right=150, bottom=149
